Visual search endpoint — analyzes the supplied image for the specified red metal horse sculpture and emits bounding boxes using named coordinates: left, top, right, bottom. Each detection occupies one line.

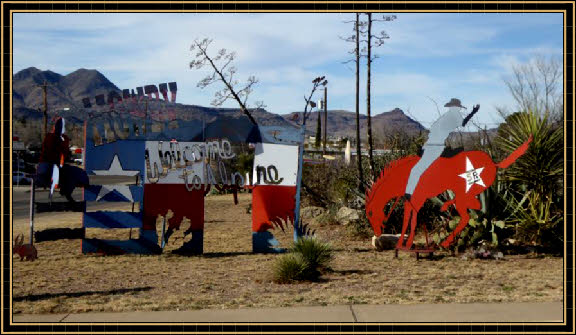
left=365, top=136, right=532, bottom=249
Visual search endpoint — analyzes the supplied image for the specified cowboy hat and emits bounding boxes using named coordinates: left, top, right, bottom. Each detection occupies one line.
left=444, top=98, right=466, bottom=109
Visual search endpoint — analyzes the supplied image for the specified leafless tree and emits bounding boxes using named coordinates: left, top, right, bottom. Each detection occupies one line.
left=342, top=14, right=366, bottom=193
left=190, top=38, right=264, bottom=125
left=502, top=55, right=563, bottom=121
left=361, top=13, right=396, bottom=181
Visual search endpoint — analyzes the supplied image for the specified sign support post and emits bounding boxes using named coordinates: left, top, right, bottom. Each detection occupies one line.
left=293, top=127, right=306, bottom=242
left=29, top=179, right=35, bottom=245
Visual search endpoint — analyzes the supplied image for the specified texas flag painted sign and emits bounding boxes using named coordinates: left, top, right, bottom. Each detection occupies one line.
left=82, top=111, right=302, bottom=254
left=142, top=140, right=299, bottom=234
left=251, top=143, right=298, bottom=232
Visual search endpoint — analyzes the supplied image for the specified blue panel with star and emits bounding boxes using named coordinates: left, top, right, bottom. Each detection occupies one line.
left=84, top=185, right=144, bottom=202
left=85, top=140, right=145, bottom=177
left=84, top=140, right=145, bottom=205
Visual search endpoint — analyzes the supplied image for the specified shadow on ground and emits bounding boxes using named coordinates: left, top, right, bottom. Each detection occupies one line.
left=13, top=287, right=153, bottom=302
left=34, top=228, right=85, bottom=242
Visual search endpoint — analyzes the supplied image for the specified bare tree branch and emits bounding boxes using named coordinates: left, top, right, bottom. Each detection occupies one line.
left=426, top=96, right=442, bottom=118
left=190, top=38, right=259, bottom=125
left=502, top=55, right=562, bottom=121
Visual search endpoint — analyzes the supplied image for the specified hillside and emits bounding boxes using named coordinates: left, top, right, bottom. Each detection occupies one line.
left=12, top=67, right=292, bottom=127
left=13, top=67, right=493, bottom=147
left=282, top=108, right=426, bottom=137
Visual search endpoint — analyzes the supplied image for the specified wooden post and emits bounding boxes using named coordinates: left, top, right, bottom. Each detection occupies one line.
left=29, top=179, right=35, bottom=245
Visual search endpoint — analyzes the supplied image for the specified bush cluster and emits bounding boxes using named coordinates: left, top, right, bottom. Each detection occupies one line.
left=272, top=237, right=333, bottom=283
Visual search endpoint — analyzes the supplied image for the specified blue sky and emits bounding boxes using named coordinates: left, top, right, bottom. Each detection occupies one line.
left=13, top=12, right=563, bottom=128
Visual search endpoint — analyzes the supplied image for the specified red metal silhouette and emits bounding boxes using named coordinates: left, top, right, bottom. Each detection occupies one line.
left=366, top=136, right=532, bottom=250
left=13, top=234, right=38, bottom=261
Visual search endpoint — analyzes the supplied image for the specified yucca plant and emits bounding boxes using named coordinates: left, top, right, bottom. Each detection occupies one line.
left=272, top=253, right=308, bottom=283
left=292, top=237, right=333, bottom=272
left=272, top=237, right=334, bottom=283
left=494, top=109, right=563, bottom=250
left=504, top=189, right=563, bottom=250
left=495, top=109, right=563, bottom=196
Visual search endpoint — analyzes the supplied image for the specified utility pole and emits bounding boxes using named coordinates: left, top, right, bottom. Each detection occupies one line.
left=323, top=85, right=328, bottom=155
left=366, top=13, right=376, bottom=181
left=355, top=13, right=364, bottom=193
left=363, top=13, right=396, bottom=181
left=38, top=81, right=49, bottom=136
left=315, top=111, right=322, bottom=149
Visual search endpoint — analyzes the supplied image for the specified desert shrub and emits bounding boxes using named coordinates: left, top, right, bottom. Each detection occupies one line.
left=428, top=184, right=510, bottom=251
left=346, top=212, right=373, bottom=239
left=314, top=206, right=338, bottom=226
left=504, top=190, right=563, bottom=252
left=272, top=253, right=308, bottom=283
left=302, top=160, right=356, bottom=208
left=235, top=152, right=254, bottom=176
left=302, top=153, right=409, bottom=210
left=433, top=212, right=507, bottom=252
left=272, top=237, right=333, bottom=283
left=292, top=237, right=333, bottom=272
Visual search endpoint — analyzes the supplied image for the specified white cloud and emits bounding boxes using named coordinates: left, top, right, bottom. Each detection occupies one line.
left=12, top=12, right=563, bottom=127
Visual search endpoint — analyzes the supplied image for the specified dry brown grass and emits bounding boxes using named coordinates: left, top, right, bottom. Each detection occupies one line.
left=12, top=193, right=563, bottom=314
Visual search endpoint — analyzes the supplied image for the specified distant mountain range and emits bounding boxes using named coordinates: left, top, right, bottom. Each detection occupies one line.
left=282, top=108, right=426, bottom=137
left=12, top=67, right=430, bottom=139
left=12, top=67, right=292, bottom=127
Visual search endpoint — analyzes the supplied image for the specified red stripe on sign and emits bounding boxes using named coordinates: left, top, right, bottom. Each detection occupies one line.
left=143, top=184, right=205, bottom=232
left=252, top=185, right=296, bottom=233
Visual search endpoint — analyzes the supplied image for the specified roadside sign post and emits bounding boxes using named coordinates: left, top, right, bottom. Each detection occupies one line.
left=29, top=179, right=35, bottom=245
left=293, top=126, right=306, bottom=242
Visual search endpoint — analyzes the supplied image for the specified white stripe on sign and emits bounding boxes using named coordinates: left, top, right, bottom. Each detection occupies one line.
left=252, top=143, right=298, bottom=187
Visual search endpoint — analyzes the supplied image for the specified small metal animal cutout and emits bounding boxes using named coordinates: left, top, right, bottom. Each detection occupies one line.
left=13, top=234, right=38, bottom=261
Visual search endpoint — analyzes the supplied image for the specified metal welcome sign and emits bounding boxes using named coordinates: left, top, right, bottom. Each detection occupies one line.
left=81, top=83, right=301, bottom=255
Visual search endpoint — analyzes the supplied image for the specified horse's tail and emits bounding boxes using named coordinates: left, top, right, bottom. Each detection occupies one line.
left=496, top=135, right=533, bottom=169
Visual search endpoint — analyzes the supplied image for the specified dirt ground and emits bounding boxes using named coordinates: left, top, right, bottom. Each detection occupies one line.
left=11, top=192, right=563, bottom=314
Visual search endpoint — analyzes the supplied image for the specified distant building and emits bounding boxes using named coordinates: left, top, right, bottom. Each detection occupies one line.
left=12, top=136, right=25, bottom=152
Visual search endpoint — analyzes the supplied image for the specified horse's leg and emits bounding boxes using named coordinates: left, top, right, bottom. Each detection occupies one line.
left=440, top=198, right=456, bottom=212
left=440, top=198, right=479, bottom=248
left=397, top=205, right=412, bottom=249
left=405, top=208, right=418, bottom=249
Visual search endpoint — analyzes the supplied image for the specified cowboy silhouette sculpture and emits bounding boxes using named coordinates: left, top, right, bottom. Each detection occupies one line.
left=365, top=98, right=532, bottom=250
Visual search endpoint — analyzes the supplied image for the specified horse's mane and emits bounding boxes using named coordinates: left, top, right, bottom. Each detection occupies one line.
left=365, top=155, right=418, bottom=205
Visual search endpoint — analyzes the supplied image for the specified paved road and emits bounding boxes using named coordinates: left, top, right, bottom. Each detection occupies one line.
left=12, top=186, right=130, bottom=224
left=12, top=186, right=84, bottom=221
left=12, top=302, right=563, bottom=323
